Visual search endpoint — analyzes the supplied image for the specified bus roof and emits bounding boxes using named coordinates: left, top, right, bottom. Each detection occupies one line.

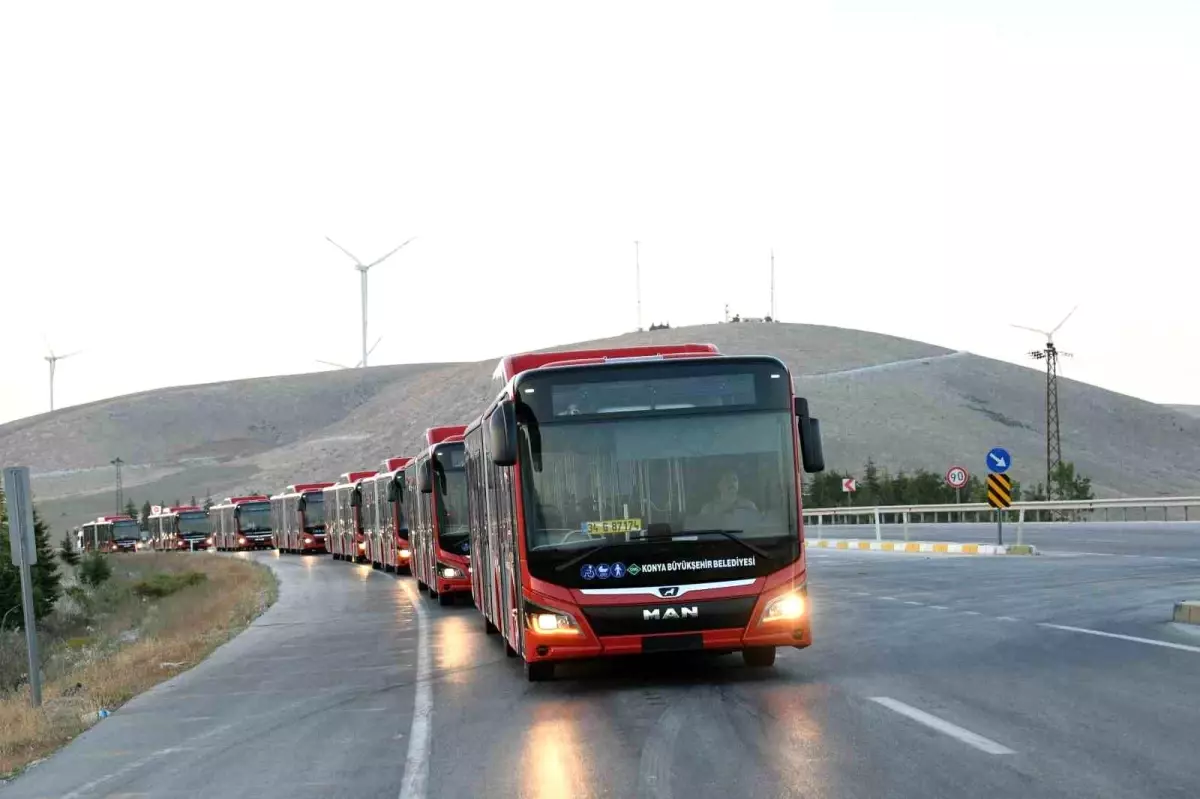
left=339, top=471, right=377, bottom=484
left=286, top=482, right=335, bottom=494
left=98, top=514, right=135, bottom=523
left=219, top=495, right=269, bottom=506
left=491, top=344, right=720, bottom=383
left=379, top=457, right=412, bottom=473
left=425, top=426, right=466, bottom=446
left=170, top=505, right=205, bottom=513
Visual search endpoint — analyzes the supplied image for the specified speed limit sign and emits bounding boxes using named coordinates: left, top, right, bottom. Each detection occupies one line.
left=946, top=465, right=969, bottom=489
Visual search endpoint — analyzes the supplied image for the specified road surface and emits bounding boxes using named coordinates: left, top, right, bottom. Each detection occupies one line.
left=5, top=538, right=1200, bottom=798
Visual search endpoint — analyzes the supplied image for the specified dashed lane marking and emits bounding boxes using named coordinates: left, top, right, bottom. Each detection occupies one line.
left=868, top=697, right=1015, bottom=755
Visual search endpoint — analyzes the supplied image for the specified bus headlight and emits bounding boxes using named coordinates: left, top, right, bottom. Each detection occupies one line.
left=525, top=604, right=581, bottom=635
left=398, top=548, right=411, bottom=559
left=440, top=565, right=464, bottom=579
left=304, top=535, right=314, bottom=544
left=358, top=542, right=366, bottom=552
left=239, top=536, right=248, bottom=545
left=761, top=590, right=807, bottom=622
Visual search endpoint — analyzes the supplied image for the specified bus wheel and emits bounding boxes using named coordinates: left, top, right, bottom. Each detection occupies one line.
left=525, top=660, right=554, bottom=682
left=742, top=646, right=776, bottom=668
left=438, top=592, right=454, bottom=607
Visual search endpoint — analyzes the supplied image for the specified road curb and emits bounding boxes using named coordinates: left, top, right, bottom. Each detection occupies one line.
left=1173, top=601, right=1200, bottom=625
left=806, top=539, right=1038, bottom=556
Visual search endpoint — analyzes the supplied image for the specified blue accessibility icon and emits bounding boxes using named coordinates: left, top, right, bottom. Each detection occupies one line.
left=580, top=564, right=596, bottom=580
left=596, top=563, right=612, bottom=580
left=612, top=562, right=626, bottom=579
left=986, top=447, right=1012, bottom=474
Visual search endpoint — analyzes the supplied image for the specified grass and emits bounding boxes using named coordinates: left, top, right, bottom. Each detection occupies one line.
left=0, top=553, right=276, bottom=779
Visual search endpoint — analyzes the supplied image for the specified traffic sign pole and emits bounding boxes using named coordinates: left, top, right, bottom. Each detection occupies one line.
left=996, top=508, right=1003, bottom=546
left=4, top=467, right=42, bottom=707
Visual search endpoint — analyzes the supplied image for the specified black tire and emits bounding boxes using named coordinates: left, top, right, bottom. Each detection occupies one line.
left=525, top=660, right=554, bottom=682
left=505, top=640, right=518, bottom=658
left=483, top=616, right=497, bottom=635
left=742, top=646, right=776, bottom=668
left=438, top=592, right=454, bottom=607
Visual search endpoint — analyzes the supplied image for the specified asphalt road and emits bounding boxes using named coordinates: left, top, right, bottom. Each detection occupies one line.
left=811, top=521, right=1200, bottom=559
left=6, top=541, right=1200, bottom=799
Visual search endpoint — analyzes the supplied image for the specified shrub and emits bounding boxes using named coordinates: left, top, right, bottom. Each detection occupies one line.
left=79, top=554, right=113, bottom=589
left=132, top=572, right=206, bottom=599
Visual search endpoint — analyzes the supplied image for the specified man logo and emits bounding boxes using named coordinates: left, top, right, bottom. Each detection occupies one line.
left=658, top=586, right=681, bottom=598
left=642, top=606, right=698, bottom=621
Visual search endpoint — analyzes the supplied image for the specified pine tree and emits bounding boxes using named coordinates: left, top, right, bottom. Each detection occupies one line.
left=141, top=500, right=153, bottom=531
left=124, top=498, right=138, bottom=520
left=0, top=493, right=62, bottom=627
left=59, top=531, right=80, bottom=566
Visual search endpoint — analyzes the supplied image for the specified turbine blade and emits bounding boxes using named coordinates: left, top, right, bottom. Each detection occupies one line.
left=365, top=237, right=416, bottom=269
left=325, top=236, right=364, bottom=265
left=59, top=350, right=81, bottom=360
left=1010, top=323, right=1050, bottom=337
left=316, top=359, right=352, bottom=369
left=1050, top=305, right=1078, bottom=336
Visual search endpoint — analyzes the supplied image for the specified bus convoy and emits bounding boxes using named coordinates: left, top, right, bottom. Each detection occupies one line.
left=69, top=343, right=825, bottom=681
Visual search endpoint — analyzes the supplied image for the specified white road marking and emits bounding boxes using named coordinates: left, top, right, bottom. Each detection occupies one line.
left=1039, top=623, right=1200, bottom=654
left=929, top=605, right=950, bottom=610
left=398, top=580, right=432, bottom=799
left=903, top=601, right=923, bottom=606
left=868, top=697, right=1015, bottom=755
left=996, top=616, right=1020, bottom=622
left=962, top=611, right=982, bottom=616
left=852, top=591, right=871, bottom=596
left=879, top=596, right=898, bottom=601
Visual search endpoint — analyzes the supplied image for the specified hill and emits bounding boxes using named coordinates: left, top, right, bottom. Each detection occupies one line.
left=4, top=322, right=1200, bottom=532
left=1169, top=405, right=1200, bottom=419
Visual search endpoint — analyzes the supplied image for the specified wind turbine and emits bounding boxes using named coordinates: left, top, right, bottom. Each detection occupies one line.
left=316, top=337, right=383, bottom=371
left=325, top=235, right=415, bottom=368
left=1011, top=305, right=1078, bottom=499
left=44, top=345, right=81, bottom=411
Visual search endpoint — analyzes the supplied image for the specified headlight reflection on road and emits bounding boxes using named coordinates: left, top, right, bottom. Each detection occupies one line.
left=435, top=615, right=474, bottom=681
left=521, top=705, right=591, bottom=799
left=757, top=685, right=830, bottom=795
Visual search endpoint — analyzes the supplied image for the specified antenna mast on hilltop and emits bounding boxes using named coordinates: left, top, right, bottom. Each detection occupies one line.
left=110, top=457, right=124, bottom=515
left=1012, top=306, right=1077, bottom=498
left=634, top=240, right=642, bottom=332
left=325, top=235, right=415, bottom=368
left=770, top=249, right=775, bottom=321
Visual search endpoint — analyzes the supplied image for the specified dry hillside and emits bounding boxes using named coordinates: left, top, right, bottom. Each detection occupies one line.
left=4, top=322, right=1200, bottom=531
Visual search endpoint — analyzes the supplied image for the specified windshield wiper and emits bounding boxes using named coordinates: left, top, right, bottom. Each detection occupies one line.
left=676, top=529, right=776, bottom=565
left=554, top=541, right=626, bottom=573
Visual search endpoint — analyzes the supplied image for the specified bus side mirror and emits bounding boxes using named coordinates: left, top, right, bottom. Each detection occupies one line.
left=795, top=397, right=826, bottom=474
left=488, top=401, right=518, bottom=467
left=350, top=489, right=361, bottom=508
left=418, top=462, right=434, bottom=494
left=387, top=481, right=400, bottom=502
left=233, top=506, right=242, bottom=519
left=298, top=496, right=307, bottom=512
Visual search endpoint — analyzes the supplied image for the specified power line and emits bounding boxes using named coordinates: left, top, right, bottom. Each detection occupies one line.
left=1013, top=306, right=1077, bottom=498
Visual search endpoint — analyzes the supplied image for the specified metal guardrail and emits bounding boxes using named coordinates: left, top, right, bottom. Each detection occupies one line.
left=801, top=496, right=1200, bottom=545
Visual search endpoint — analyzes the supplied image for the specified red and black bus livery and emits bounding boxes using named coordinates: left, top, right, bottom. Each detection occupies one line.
left=464, top=343, right=825, bottom=680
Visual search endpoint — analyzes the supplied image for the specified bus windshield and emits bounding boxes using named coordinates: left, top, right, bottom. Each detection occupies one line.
left=303, top=494, right=326, bottom=531
left=519, top=409, right=799, bottom=586
left=178, top=512, right=211, bottom=537
left=435, top=445, right=470, bottom=556
left=112, top=520, right=140, bottom=541
left=238, top=502, right=272, bottom=533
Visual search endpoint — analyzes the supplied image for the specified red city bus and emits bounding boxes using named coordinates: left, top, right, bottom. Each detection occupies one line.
left=464, top=343, right=825, bottom=681
left=325, top=471, right=376, bottom=562
left=149, top=506, right=212, bottom=551
left=79, top=515, right=141, bottom=553
left=365, top=457, right=414, bottom=572
left=406, top=426, right=471, bottom=606
left=211, top=495, right=273, bottom=551
left=271, top=483, right=334, bottom=554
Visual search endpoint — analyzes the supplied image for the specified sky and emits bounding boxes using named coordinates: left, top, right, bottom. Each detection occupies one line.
left=2, top=0, right=1198, bottom=424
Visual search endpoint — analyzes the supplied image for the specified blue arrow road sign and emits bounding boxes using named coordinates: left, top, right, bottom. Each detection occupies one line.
left=986, top=447, right=1012, bottom=474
